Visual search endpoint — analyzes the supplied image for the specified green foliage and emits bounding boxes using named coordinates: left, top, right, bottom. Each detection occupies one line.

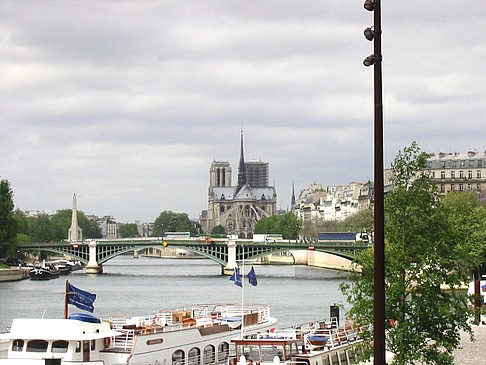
left=300, top=208, right=373, bottom=240
left=30, top=214, right=55, bottom=242
left=13, top=209, right=30, bottom=235
left=16, top=233, right=31, bottom=243
left=26, top=210, right=102, bottom=242
left=152, top=211, right=199, bottom=237
left=254, top=212, right=302, bottom=239
left=0, top=179, right=17, bottom=258
left=210, top=225, right=226, bottom=235
left=119, top=223, right=140, bottom=238
left=341, top=142, right=484, bottom=365
left=340, top=208, right=374, bottom=234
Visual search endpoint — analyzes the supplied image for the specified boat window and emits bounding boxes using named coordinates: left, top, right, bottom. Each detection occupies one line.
left=75, top=341, right=81, bottom=353
left=26, top=340, right=48, bottom=352
left=188, top=347, right=201, bottom=365
left=218, top=342, right=229, bottom=362
left=52, top=340, right=69, bottom=353
left=91, top=339, right=96, bottom=350
left=172, top=349, right=185, bottom=365
left=12, top=339, right=24, bottom=352
left=203, top=345, right=215, bottom=364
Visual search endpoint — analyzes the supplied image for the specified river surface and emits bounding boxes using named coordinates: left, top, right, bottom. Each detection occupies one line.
left=0, top=256, right=351, bottom=331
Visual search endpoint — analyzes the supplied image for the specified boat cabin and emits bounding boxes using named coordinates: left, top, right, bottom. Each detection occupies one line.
left=0, top=318, right=122, bottom=364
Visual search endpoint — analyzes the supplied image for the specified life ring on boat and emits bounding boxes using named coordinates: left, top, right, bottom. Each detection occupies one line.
left=104, top=337, right=111, bottom=348
left=153, top=314, right=158, bottom=325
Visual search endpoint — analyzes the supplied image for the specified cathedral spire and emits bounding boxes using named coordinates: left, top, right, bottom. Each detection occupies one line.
left=291, top=182, right=296, bottom=207
left=235, top=128, right=247, bottom=194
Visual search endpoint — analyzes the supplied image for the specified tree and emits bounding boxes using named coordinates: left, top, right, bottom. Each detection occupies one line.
left=340, top=208, right=374, bottom=234
left=254, top=212, right=302, bottom=239
left=50, top=209, right=102, bottom=240
left=119, top=223, right=139, bottom=238
left=152, top=211, right=199, bottom=236
left=341, top=142, right=482, bottom=365
left=30, top=214, right=55, bottom=242
left=0, top=179, right=17, bottom=258
left=211, top=225, right=226, bottom=235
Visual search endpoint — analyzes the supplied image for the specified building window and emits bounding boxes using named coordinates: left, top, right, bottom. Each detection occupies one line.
left=440, top=171, right=445, bottom=180
left=452, top=160, right=457, bottom=167
left=450, top=184, right=455, bottom=191
left=468, top=171, right=473, bottom=179
left=478, top=183, right=482, bottom=191
left=440, top=184, right=445, bottom=193
left=451, top=171, right=455, bottom=179
left=478, top=160, right=483, bottom=167
left=468, top=184, right=472, bottom=191
left=461, top=160, right=465, bottom=167
left=427, top=161, right=432, bottom=168
left=478, top=170, right=482, bottom=179
left=459, top=184, right=464, bottom=191
left=441, top=161, right=445, bottom=168
left=460, top=171, right=464, bottom=179
left=432, top=171, right=436, bottom=178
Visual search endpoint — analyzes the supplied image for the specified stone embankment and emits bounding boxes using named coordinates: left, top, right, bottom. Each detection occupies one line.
left=0, top=267, right=29, bottom=282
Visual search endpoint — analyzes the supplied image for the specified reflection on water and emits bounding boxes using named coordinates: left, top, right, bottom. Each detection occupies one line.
left=0, top=256, right=350, bottom=330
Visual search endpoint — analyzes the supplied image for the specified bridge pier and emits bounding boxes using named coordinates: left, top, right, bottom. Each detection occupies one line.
left=223, top=236, right=238, bottom=275
left=85, top=240, right=103, bottom=274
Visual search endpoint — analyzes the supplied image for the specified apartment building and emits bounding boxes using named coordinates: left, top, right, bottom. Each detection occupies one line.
left=424, top=150, right=485, bottom=195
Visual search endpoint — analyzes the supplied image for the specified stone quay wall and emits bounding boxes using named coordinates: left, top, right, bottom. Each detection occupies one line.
left=0, top=268, right=29, bottom=282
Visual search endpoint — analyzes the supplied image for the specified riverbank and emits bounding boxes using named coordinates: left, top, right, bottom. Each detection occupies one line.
left=0, top=267, right=29, bottom=282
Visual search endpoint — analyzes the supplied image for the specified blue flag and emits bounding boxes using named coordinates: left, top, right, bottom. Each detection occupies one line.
left=67, top=283, right=96, bottom=313
left=230, top=268, right=242, bottom=287
left=248, top=266, right=258, bottom=286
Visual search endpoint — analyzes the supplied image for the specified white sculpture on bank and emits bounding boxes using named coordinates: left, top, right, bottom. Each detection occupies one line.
left=68, top=193, right=82, bottom=241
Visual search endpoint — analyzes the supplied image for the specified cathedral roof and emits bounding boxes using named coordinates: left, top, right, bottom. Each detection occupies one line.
left=212, top=186, right=274, bottom=201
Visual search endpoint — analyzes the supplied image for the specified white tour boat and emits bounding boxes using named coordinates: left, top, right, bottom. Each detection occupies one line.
left=0, top=303, right=277, bottom=365
left=231, top=318, right=368, bottom=365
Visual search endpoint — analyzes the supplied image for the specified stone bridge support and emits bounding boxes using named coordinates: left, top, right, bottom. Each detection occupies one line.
left=85, top=240, right=103, bottom=274
left=223, top=237, right=238, bottom=275
left=290, top=250, right=308, bottom=265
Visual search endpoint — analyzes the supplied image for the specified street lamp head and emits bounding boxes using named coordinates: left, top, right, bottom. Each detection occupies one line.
left=364, top=27, right=374, bottom=41
left=363, top=54, right=378, bottom=67
left=364, top=0, right=375, bottom=11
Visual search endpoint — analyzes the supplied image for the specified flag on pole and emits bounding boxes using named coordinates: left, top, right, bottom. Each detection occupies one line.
left=248, top=266, right=258, bottom=286
left=230, top=267, right=242, bottom=287
left=67, top=282, right=96, bottom=312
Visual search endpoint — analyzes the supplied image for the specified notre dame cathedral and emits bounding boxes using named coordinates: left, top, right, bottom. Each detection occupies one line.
left=200, top=131, right=277, bottom=238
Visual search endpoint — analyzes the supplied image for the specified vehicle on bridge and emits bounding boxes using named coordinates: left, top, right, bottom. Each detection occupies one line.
left=318, top=232, right=369, bottom=243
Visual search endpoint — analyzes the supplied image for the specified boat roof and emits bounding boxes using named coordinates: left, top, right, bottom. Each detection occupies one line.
left=0, top=318, right=121, bottom=341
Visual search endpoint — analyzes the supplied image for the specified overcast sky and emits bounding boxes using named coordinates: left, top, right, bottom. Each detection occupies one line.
left=1, top=1, right=485, bottom=223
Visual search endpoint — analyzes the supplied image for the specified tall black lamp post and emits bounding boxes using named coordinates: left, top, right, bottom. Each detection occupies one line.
left=363, top=0, right=385, bottom=364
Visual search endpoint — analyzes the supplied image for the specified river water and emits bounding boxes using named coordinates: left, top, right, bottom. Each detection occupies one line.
left=0, top=256, right=351, bottom=331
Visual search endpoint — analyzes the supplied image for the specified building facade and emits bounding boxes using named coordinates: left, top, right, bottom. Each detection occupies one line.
left=423, top=150, right=485, bottom=197
left=292, top=182, right=374, bottom=223
left=202, top=132, right=277, bottom=238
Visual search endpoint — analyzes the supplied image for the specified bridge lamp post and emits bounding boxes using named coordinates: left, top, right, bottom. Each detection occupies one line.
left=363, top=0, right=385, bottom=364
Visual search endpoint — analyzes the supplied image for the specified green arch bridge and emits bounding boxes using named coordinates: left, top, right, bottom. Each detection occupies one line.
left=17, top=237, right=371, bottom=275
